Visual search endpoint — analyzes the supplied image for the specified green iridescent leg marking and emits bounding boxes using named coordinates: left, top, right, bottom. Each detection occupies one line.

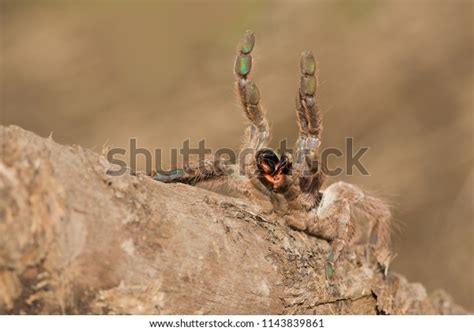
left=239, top=30, right=255, bottom=54
left=325, top=250, right=336, bottom=280
left=325, top=262, right=335, bottom=280
left=235, top=54, right=252, bottom=76
left=300, top=50, right=316, bottom=75
left=153, top=169, right=185, bottom=182
left=235, top=30, right=255, bottom=78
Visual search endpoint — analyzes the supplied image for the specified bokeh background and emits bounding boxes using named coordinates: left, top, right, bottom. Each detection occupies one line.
left=1, top=0, right=473, bottom=309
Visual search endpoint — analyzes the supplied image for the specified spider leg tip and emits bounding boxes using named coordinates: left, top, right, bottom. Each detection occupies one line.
left=300, top=51, right=317, bottom=76
left=240, top=30, right=256, bottom=54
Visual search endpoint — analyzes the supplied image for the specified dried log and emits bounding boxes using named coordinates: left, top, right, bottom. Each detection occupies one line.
left=0, top=125, right=465, bottom=314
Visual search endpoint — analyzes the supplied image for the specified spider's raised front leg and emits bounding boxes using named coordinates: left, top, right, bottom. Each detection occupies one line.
left=235, top=31, right=270, bottom=177
left=152, top=31, right=267, bottom=186
left=306, top=182, right=393, bottom=280
left=291, top=51, right=326, bottom=209
left=284, top=51, right=325, bottom=229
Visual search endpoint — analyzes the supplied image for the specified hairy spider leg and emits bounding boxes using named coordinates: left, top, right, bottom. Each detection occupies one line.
left=152, top=159, right=231, bottom=184
left=235, top=31, right=271, bottom=177
left=293, top=51, right=325, bottom=200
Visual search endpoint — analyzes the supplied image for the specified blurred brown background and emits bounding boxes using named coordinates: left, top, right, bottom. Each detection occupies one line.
left=1, top=0, right=473, bottom=309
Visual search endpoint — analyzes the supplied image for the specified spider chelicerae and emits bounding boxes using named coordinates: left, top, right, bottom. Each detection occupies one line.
left=153, top=31, right=392, bottom=279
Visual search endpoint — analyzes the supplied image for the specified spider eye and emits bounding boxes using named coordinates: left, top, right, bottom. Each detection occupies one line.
left=256, top=148, right=279, bottom=175
left=279, top=153, right=293, bottom=174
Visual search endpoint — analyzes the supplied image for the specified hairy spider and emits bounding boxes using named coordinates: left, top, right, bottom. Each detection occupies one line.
left=153, top=31, right=392, bottom=279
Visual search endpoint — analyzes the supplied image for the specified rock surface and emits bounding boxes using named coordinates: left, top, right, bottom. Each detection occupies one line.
left=0, top=125, right=465, bottom=314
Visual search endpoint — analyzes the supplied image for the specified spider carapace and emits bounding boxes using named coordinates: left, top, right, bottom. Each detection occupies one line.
left=153, top=31, right=393, bottom=280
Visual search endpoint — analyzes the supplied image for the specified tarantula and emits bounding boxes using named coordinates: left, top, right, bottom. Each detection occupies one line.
left=153, top=31, right=392, bottom=279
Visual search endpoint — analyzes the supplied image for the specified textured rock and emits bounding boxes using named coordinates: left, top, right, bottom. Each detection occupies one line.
left=0, top=125, right=466, bottom=314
